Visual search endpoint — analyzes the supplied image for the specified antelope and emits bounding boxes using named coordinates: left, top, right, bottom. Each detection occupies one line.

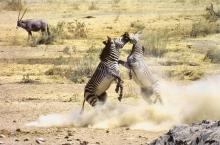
left=16, top=8, right=50, bottom=41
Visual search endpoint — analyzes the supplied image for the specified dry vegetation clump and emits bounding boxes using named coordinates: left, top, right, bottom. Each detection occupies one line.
left=45, top=54, right=98, bottom=84
left=62, top=46, right=77, bottom=55
left=167, top=66, right=204, bottom=81
left=52, top=20, right=87, bottom=40
left=88, top=1, right=98, bottom=10
left=86, top=44, right=101, bottom=54
left=111, top=0, right=121, bottom=8
left=130, top=20, right=145, bottom=31
left=36, top=20, right=88, bottom=45
left=141, top=29, right=169, bottom=57
left=20, top=74, right=35, bottom=84
left=72, top=2, right=80, bottom=10
left=190, top=19, right=220, bottom=37
left=175, top=0, right=186, bottom=3
left=3, top=0, right=25, bottom=11
left=204, top=48, right=220, bottom=63
left=123, top=83, right=138, bottom=99
left=68, top=55, right=97, bottom=83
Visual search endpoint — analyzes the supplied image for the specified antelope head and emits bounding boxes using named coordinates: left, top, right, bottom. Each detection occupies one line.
left=16, top=7, right=27, bottom=29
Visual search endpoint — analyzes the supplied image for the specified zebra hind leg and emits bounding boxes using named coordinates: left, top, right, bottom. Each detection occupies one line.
left=80, top=99, right=86, bottom=114
left=97, top=92, right=107, bottom=104
left=129, top=69, right=132, bottom=79
left=117, top=79, right=124, bottom=102
left=115, top=80, right=120, bottom=93
left=141, top=87, right=153, bottom=104
left=112, top=74, right=124, bottom=102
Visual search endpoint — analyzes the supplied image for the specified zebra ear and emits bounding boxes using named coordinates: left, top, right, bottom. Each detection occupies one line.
left=103, top=40, right=107, bottom=45
left=107, top=36, right=111, bottom=41
left=124, top=32, right=129, bottom=36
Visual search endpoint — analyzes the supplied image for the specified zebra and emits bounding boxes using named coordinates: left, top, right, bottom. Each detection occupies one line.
left=118, top=32, right=162, bottom=104
left=81, top=33, right=130, bottom=113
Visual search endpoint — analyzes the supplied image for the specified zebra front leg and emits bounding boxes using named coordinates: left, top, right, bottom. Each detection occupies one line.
left=118, top=60, right=132, bottom=79
left=118, top=60, right=130, bottom=69
left=114, top=76, right=124, bottom=102
left=118, top=79, right=124, bottom=101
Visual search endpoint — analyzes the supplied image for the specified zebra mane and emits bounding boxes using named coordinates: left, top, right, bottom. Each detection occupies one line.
left=99, top=36, right=112, bottom=61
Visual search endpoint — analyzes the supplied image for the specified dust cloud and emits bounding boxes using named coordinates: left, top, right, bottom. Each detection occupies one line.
left=26, top=75, right=220, bottom=131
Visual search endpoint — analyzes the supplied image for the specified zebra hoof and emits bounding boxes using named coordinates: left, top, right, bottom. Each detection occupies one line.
left=115, top=88, right=119, bottom=93
left=118, top=96, right=122, bottom=102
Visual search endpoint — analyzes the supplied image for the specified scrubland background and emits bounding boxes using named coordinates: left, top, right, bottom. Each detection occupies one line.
left=0, top=0, right=220, bottom=145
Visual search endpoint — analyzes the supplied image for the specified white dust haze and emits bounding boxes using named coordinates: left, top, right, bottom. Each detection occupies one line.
left=26, top=75, right=220, bottom=131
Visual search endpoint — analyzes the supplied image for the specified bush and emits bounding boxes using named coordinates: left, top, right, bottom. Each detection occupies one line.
left=204, top=48, right=220, bottom=63
left=190, top=19, right=220, bottom=37
left=45, top=54, right=98, bottom=84
left=50, top=20, right=88, bottom=41
left=69, top=54, right=98, bottom=83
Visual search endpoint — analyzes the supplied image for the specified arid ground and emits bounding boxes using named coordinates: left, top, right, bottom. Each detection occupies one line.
left=0, top=0, right=220, bottom=145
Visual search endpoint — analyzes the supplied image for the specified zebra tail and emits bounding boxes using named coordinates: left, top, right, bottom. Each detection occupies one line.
left=80, top=99, right=86, bottom=114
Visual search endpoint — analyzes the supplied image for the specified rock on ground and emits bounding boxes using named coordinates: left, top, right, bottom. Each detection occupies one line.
left=149, top=120, right=220, bottom=145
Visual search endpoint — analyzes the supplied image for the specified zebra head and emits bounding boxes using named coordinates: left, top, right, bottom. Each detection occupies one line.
left=127, top=32, right=140, bottom=44
left=100, top=35, right=127, bottom=62
left=113, top=32, right=130, bottom=49
left=102, top=33, right=129, bottom=49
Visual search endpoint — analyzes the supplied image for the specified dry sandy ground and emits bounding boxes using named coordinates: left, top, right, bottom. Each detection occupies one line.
left=0, top=0, right=220, bottom=145
left=0, top=45, right=163, bottom=145
left=0, top=84, right=163, bottom=145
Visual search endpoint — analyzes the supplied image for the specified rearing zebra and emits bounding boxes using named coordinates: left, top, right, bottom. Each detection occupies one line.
left=81, top=33, right=130, bottom=113
left=119, top=32, right=162, bottom=104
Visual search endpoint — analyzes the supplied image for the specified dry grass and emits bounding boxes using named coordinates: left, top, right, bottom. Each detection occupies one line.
left=130, top=20, right=145, bottom=31
left=190, top=19, right=220, bottom=37
left=45, top=53, right=98, bottom=84
left=88, top=2, right=98, bottom=10
left=204, top=48, right=220, bottom=63
left=3, top=0, right=25, bottom=11
left=50, top=20, right=88, bottom=40
left=141, top=29, right=169, bottom=57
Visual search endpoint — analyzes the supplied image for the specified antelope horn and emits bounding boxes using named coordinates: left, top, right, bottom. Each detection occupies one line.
left=20, top=8, right=27, bottom=21
left=17, top=0, right=22, bottom=20
left=17, top=9, right=21, bottom=21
